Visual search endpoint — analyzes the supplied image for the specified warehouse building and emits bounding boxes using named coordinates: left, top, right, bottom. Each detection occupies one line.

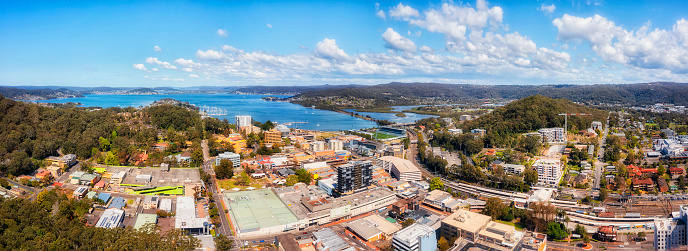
left=96, top=208, right=125, bottom=229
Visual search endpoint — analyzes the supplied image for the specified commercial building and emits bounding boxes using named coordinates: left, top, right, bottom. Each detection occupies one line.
left=654, top=205, right=688, bottom=251
left=448, top=129, right=463, bottom=135
left=503, top=164, right=525, bottom=175
left=336, top=161, right=373, bottom=194
left=235, top=115, right=252, bottom=129
left=534, top=158, right=563, bottom=186
left=143, top=196, right=160, bottom=209
left=377, top=156, right=421, bottom=182
left=597, top=226, right=617, bottom=242
left=318, top=178, right=337, bottom=196
left=264, top=130, right=282, bottom=144
left=459, top=115, right=471, bottom=121
left=96, top=208, right=125, bottom=229
left=346, top=215, right=400, bottom=242
left=216, top=152, right=241, bottom=169
left=591, top=121, right=603, bottom=131
left=45, top=154, right=77, bottom=169
left=159, top=198, right=172, bottom=212
left=110, top=171, right=127, bottom=186
left=538, top=128, right=565, bottom=143
left=175, top=196, right=210, bottom=235
left=441, top=209, right=522, bottom=248
left=310, top=141, right=326, bottom=152
left=470, top=129, right=486, bottom=137
left=134, top=213, right=158, bottom=230
left=393, top=223, right=436, bottom=251
left=313, top=228, right=352, bottom=251
left=73, top=186, right=89, bottom=199
left=423, top=190, right=467, bottom=212
left=328, top=140, right=344, bottom=151
left=223, top=189, right=300, bottom=238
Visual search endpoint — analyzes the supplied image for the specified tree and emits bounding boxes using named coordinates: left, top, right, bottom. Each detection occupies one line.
left=192, top=149, right=204, bottom=166
left=523, top=168, right=539, bottom=185
left=429, top=177, right=444, bottom=191
left=658, top=166, right=666, bottom=176
left=599, top=188, right=608, bottom=202
left=215, top=159, right=234, bottom=179
left=0, top=178, right=8, bottom=189
left=99, top=137, right=111, bottom=151
left=547, top=222, right=568, bottom=240
left=637, top=231, right=646, bottom=240
left=295, top=168, right=312, bottom=184
left=483, top=197, right=507, bottom=220
left=575, top=224, right=587, bottom=237
left=105, top=151, right=120, bottom=166
left=402, top=219, right=415, bottom=228
left=286, top=175, right=298, bottom=186
left=438, top=237, right=450, bottom=251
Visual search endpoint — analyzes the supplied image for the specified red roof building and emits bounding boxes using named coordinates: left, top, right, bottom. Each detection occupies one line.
left=670, top=167, right=684, bottom=175
left=632, top=178, right=655, bottom=191
left=658, top=178, right=669, bottom=193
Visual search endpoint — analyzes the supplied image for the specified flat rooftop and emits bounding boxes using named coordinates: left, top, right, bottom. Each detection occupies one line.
left=106, top=166, right=201, bottom=187
left=442, top=209, right=491, bottom=233
left=224, top=189, right=300, bottom=231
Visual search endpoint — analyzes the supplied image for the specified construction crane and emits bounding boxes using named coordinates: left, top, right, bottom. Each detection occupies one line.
left=558, top=113, right=591, bottom=141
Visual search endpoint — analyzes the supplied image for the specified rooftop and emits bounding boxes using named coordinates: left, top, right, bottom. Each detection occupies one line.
left=378, top=156, right=420, bottom=173
left=442, top=209, right=491, bottom=233
left=224, top=189, right=300, bottom=231
left=347, top=218, right=383, bottom=240
left=394, top=223, right=434, bottom=243
left=134, top=213, right=158, bottom=229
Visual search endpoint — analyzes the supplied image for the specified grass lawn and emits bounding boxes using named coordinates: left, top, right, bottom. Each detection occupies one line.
left=372, top=132, right=398, bottom=140
left=495, top=220, right=525, bottom=230
left=217, top=178, right=266, bottom=191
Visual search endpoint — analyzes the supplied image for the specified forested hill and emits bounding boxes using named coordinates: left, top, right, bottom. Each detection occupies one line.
left=0, top=86, right=83, bottom=100
left=294, top=82, right=688, bottom=106
left=233, top=84, right=365, bottom=95
left=462, top=95, right=608, bottom=137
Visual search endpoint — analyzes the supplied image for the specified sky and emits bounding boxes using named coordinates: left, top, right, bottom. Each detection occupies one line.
left=1, top=0, right=688, bottom=87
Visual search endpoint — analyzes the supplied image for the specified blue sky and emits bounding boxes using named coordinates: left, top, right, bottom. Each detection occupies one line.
left=1, top=0, right=688, bottom=87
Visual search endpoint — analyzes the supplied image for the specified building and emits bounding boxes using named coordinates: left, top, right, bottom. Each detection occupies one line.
left=448, top=129, right=463, bottom=135
left=318, top=178, right=337, bottom=196
left=313, top=228, right=352, bottom=251
left=216, top=152, right=241, bottom=169
left=538, top=128, right=565, bottom=143
left=134, top=213, right=158, bottom=230
left=659, top=178, right=670, bottom=193
left=655, top=218, right=686, bottom=251
left=393, top=223, right=436, bottom=251
left=633, top=178, right=655, bottom=191
left=470, top=129, right=486, bottom=137
left=45, top=154, right=77, bottom=169
left=328, top=140, right=344, bottom=151
left=143, top=196, right=160, bottom=209
left=503, top=164, right=525, bottom=175
left=79, top=173, right=100, bottom=185
left=95, top=208, right=125, bottom=229
left=534, top=158, right=563, bottom=186
left=441, top=209, right=522, bottom=248
left=310, top=141, right=326, bottom=152
left=459, top=115, right=471, bottom=121
left=47, top=165, right=63, bottom=178
left=175, top=196, right=210, bottom=235
left=518, top=232, right=547, bottom=251
left=347, top=218, right=383, bottom=242
left=591, top=121, right=603, bottom=131
left=223, top=189, right=301, bottom=238
left=377, top=156, right=421, bottom=182
left=336, top=161, right=373, bottom=194
left=73, top=186, right=89, bottom=199
left=109, top=197, right=126, bottom=209
left=264, top=130, right=282, bottom=144
left=597, top=226, right=617, bottom=242
left=235, top=115, right=252, bottom=129
left=160, top=198, right=172, bottom=212
left=110, top=171, right=127, bottom=186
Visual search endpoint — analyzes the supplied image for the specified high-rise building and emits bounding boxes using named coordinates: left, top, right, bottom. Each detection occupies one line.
left=393, top=223, right=437, bottom=251
left=538, top=128, right=565, bottom=143
left=654, top=205, right=688, bottom=251
left=216, top=152, right=241, bottom=169
left=328, top=140, right=344, bottom=151
left=264, top=130, right=282, bottom=144
left=336, top=161, right=373, bottom=194
left=534, top=158, right=562, bottom=186
left=235, top=115, right=252, bottom=129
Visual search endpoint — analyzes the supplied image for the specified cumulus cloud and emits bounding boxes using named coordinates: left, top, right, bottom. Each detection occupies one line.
left=553, top=14, right=688, bottom=72
left=377, top=10, right=386, bottom=19
left=389, top=3, right=419, bottom=20
left=267, top=23, right=273, bottom=28
left=145, top=57, right=177, bottom=69
left=217, top=29, right=228, bottom=37
left=314, top=38, right=350, bottom=61
left=153, top=46, right=162, bottom=52
left=196, top=50, right=224, bottom=60
left=189, top=74, right=199, bottom=78
left=538, top=4, right=556, bottom=15
left=419, top=45, right=434, bottom=53
left=151, top=68, right=159, bottom=72
left=174, top=58, right=202, bottom=68
left=382, top=28, right=416, bottom=52
left=222, top=45, right=244, bottom=54
left=132, top=63, right=148, bottom=71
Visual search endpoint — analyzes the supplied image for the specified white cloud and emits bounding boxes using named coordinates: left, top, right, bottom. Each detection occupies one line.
left=145, top=57, right=177, bottom=69
left=217, top=29, right=228, bottom=37
left=314, top=38, right=350, bottom=61
left=151, top=68, right=159, bottom=72
left=377, top=10, right=386, bottom=19
left=153, top=46, right=162, bottom=52
left=267, top=23, right=273, bottom=28
left=389, top=3, right=419, bottom=20
left=553, top=14, right=688, bottom=72
left=298, top=45, right=309, bottom=50
left=132, top=63, right=148, bottom=71
left=174, top=58, right=202, bottom=68
left=419, top=45, right=434, bottom=53
left=183, top=68, right=193, bottom=72
left=538, top=4, right=556, bottom=15
left=196, top=50, right=224, bottom=60
left=222, top=45, right=244, bottom=54
left=382, top=28, right=417, bottom=53
left=189, top=74, right=199, bottom=78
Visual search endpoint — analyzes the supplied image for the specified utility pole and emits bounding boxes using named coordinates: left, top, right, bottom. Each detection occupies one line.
left=558, top=113, right=591, bottom=142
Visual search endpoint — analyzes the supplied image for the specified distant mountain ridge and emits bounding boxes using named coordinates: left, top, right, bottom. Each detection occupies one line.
left=0, top=86, right=83, bottom=100
left=232, top=84, right=366, bottom=95
left=294, top=82, right=688, bottom=106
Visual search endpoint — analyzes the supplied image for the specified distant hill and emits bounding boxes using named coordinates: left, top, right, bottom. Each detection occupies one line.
left=462, top=95, right=608, bottom=136
left=0, top=86, right=83, bottom=100
left=294, top=82, right=688, bottom=106
left=233, top=84, right=366, bottom=95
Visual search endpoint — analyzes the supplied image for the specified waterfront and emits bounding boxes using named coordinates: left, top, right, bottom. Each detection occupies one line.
left=41, top=93, right=382, bottom=131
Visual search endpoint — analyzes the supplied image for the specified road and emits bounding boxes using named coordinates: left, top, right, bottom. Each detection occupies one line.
left=201, top=159, right=242, bottom=250
left=201, top=139, right=210, bottom=161
left=593, top=112, right=611, bottom=190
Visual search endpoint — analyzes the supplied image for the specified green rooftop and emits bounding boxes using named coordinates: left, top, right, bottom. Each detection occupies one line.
left=134, top=214, right=158, bottom=230
left=224, top=189, right=299, bottom=231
